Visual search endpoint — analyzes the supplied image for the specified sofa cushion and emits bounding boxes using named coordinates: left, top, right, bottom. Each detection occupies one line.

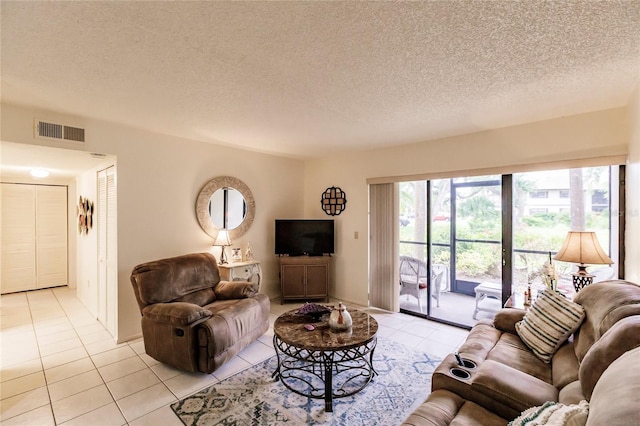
left=401, top=389, right=507, bottom=426
left=586, top=346, right=640, bottom=426
left=214, top=280, right=259, bottom=299
left=131, top=253, right=220, bottom=308
left=579, top=315, right=640, bottom=400
left=515, top=290, right=585, bottom=363
left=551, top=342, right=579, bottom=390
left=573, top=280, right=640, bottom=362
left=142, top=302, right=212, bottom=325
left=509, top=400, right=588, bottom=426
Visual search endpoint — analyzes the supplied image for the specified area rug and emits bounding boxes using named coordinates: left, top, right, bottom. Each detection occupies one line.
left=171, top=338, right=440, bottom=426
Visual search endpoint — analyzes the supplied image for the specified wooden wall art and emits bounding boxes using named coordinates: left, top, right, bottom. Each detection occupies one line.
left=321, top=186, right=347, bottom=216
left=77, top=196, right=94, bottom=235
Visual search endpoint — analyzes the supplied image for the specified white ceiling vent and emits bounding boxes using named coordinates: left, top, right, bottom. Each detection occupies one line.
left=35, top=119, right=85, bottom=143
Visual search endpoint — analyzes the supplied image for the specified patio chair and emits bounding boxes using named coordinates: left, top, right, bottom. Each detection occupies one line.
left=399, top=256, right=445, bottom=311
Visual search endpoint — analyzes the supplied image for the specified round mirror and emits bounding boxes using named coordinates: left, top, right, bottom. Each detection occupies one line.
left=196, top=176, right=255, bottom=240
left=208, top=187, right=246, bottom=229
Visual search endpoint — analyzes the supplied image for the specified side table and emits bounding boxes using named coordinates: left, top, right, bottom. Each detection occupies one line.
left=218, top=260, right=261, bottom=286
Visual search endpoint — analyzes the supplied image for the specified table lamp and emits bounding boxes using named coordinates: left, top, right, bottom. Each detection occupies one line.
left=553, top=231, right=613, bottom=292
left=214, top=229, right=232, bottom=265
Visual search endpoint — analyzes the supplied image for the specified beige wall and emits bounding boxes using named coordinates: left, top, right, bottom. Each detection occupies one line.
left=626, top=87, right=640, bottom=282
left=2, top=102, right=635, bottom=341
left=1, top=103, right=305, bottom=342
left=304, top=108, right=630, bottom=306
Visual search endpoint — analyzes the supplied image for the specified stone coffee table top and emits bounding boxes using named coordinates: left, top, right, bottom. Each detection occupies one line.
left=274, top=307, right=378, bottom=352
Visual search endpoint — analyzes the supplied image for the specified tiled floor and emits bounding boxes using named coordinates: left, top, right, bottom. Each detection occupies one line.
left=1, top=287, right=468, bottom=425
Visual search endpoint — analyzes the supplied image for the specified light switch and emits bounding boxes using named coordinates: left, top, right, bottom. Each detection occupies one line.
left=354, top=231, right=359, bottom=239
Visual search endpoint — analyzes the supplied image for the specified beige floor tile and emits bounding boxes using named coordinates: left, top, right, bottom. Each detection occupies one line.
left=106, top=369, right=160, bottom=401
left=35, top=329, right=78, bottom=347
left=0, top=358, right=42, bottom=383
left=150, top=362, right=182, bottom=381
left=85, top=338, right=126, bottom=356
left=44, top=357, right=96, bottom=384
left=164, top=371, right=217, bottom=399
left=138, top=352, right=161, bottom=367
left=128, top=404, right=184, bottom=426
left=211, top=355, right=251, bottom=381
left=0, top=371, right=46, bottom=400
left=74, top=323, right=108, bottom=337
left=58, top=402, right=126, bottom=426
left=0, top=386, right=50, bottom=421
left=33, top=321, right=74, bottom=338
left=41, top=347, right=88, bottom=370
left=48, top=370, right=104, bottom=402
left=127, top=339, right=145, bottom=354
left=91, top=346, right=137, bottom=368
left=0, top=314, right=33, bottom=329
left=51, top=384, right=114, bottom=424
left=38, top=336, right=83, bottom=357
left=0, top=404, right=54, bottom=426
left=98, top=356, right=147, bottom=382
left=237, top=341, right=276, bottom=365
left=116, top=383, right=176, bottom=422
left=80, top=329, right=117, bottom=346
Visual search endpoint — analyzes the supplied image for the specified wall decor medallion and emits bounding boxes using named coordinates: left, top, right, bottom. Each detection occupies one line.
left=321, top=186, right=347, bottom=216
left=77, top=196, right=94, bottom=235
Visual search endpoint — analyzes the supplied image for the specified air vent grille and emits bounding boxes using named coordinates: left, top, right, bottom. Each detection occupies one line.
left=35, top=119, right=86, bottom=143
left=38, top=121, right=63, bottom=139
left=64, top=126, right=85, bottom=142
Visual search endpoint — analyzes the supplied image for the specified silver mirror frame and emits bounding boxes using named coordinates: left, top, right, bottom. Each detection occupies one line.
left=196, top=176, right=255, bottom=241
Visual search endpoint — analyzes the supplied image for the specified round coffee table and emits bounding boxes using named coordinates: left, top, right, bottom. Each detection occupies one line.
left=272, top=307, right=378, bottom=412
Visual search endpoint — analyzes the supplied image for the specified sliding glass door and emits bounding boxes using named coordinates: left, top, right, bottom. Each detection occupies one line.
left=398, top=166, right=620, bottom=329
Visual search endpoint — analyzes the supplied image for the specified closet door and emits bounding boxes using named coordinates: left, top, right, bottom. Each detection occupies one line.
left=1, top=183, right=67, bottom=294
left=36, top=186, right=68, bottom=288
left=98, top=166, right=117, bottom=336
left=1, top=184, right=37, bottom=293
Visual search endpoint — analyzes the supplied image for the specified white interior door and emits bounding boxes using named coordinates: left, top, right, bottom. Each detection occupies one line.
left=1, top=183, right=67, bottom=294
left=97, top=166, right=117, bottom=336
left=36, top=185, right=68, bottom=288
left=1, top=184, right=37, bottom=293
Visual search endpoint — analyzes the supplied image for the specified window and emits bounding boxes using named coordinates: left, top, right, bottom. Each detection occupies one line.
left=560, top=190, right=570, bottom=198
left=530, top=191, right=549, bottom=199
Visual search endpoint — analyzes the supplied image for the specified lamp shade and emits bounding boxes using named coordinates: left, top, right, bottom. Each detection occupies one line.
left=213, top=229, right=232, bottom=247
left=553, top=231, right=613, bottom=265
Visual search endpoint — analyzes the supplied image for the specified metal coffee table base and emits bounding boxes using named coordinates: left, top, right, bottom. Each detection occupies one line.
left=272, top=335, right=377, bottom=412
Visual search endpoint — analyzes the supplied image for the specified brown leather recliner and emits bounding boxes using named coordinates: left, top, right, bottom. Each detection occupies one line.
left=130, top=252, right=270, bottom=373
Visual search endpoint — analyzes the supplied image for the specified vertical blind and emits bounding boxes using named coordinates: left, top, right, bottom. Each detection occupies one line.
left=368, top=183, right=398, bottom=311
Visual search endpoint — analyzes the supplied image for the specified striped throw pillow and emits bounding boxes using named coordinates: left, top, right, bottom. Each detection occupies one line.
left=515, top=290, right=585, bottom=363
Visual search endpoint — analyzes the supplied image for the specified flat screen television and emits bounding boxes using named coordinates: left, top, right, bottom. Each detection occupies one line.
left=275, top=219, right=335, bottom=256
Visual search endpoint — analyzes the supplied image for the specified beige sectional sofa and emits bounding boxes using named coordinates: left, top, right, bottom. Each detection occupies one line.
left=403, top=280, right=640, bottom=425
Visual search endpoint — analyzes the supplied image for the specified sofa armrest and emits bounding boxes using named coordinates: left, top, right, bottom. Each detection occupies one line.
left=493, top=308, right=526, bottom=334
left=142, top=302, right=212, bottom=325
left=472, top=360, right=559, bottom=417
left=214, top=280, right=259, bottom=300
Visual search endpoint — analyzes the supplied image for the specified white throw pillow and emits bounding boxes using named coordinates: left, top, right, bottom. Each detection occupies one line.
left=515, top=290, right=585, bottom=363
left=508, top=400, right=589, bottom=426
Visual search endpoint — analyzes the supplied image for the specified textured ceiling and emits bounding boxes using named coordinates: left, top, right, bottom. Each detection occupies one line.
left=1, top=1, right=639, bottom=159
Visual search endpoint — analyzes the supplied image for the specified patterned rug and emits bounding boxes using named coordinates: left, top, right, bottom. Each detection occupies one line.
left=171, top=338, right=440, bottom=426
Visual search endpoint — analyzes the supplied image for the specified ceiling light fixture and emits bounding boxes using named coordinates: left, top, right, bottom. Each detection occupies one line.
left=30, top=168, right=50, bottom=178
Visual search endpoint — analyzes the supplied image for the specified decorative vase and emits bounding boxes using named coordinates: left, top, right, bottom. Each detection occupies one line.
left=329, top=302, right=352, bottom=331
